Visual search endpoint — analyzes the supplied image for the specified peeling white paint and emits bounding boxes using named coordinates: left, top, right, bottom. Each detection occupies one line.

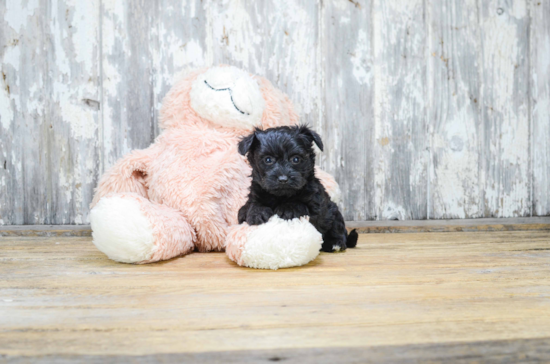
left=381, top=202, right=407, bottom=221
left=154, top=27, right=206, bottom=109
left=351, top=29, right=370, bottom=85
left=69, top=0, right=99, bottom=73
left=4, top=0, right=39, bottom=32
left=0, top=0, right=546, bottom=224
left=3, top=44, right=21, bottom=72
left=0, top=85, right=13, bottom=130
left=432, top=106, right=481, bottom=218
left=101, top=0, right=128, bottom=167
left=101, top=0, right=123, bottom=15
left=270, top=0, right=321, bottom=118
left=50, top=11, right=71, bottom=77
left=373, top=0, right=427, bottom=220
left=206, top=0, right=262, bottom=70
left=26, top=82, right=44, bottom=117
left=62, top=102, right=97, bottom=139
left=481, top=0, right=530, bottom=217
left=11, top=150, right=20, bottom=173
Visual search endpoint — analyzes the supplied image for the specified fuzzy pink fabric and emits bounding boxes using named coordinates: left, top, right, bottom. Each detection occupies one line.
left=314, top=167, right=339, bottom=199
left=92, top=66, right=338, bottom=263
left=225, top=222, right=254, bottom=266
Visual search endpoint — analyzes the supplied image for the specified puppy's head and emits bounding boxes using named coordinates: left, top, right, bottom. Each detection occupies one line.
left=238, top=125, right=323, bottom=196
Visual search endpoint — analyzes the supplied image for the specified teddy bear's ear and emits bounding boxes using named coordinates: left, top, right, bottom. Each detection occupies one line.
left=238, top=132, right=258, bottom=156
left=298, top=125, right=324, bottom=152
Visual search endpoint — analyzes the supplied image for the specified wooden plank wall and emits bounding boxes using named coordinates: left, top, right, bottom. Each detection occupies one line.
left=0, top=0, right=548, bottom=224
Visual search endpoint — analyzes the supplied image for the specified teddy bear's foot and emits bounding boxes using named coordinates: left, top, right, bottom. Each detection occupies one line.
left=225, top=216, right=322, bottom=270
left=90, top=193, right=196, bottom=264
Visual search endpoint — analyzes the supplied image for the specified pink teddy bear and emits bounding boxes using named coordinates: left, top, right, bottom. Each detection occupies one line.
left=90, top=66, right=340, bottom=269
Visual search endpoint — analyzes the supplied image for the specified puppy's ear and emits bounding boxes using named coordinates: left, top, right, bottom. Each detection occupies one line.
left=298, top=125, right=324, bottom=152
left=238, top=132, right=257, bottom=156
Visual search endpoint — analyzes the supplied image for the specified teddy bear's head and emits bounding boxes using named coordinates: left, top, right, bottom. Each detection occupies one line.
left=160, top=66, right=299, bottom=132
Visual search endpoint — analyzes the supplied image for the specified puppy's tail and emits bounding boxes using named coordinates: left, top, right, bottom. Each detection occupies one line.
left=346, top=229, right=358, bottom=248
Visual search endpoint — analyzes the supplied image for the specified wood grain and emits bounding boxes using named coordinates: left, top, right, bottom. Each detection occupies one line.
left=1, top=231, right=550, bottom=358
left=479, top=0, right=531, bottom=217
left=3, top=338, right=550, bottom=363
left=373, top=0, right=428, bottom=220
left=531, top=0, right=550, bottom=217
left=428, top=0, right=483, bottom=219
left=1, top=1, right=550, bottom=224
left=153, top=0, right=208, bottom=134
left=347, top=216, right=550, bottom=233
left=2, top=217, right=549, bottom=236
left=321, top=0, right=374, bottom=221
left=0, top=1, right=101, bottom=225
left=101, top=0, right=157, bottom=170
left=0, top=225, right=92, bottom=237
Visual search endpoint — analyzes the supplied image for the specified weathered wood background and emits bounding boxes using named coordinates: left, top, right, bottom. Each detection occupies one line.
left=0, top=0, right=549, bottom=224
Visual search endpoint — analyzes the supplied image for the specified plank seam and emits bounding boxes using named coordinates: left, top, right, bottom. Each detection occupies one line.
left=2, top=217, right=549, bottom=236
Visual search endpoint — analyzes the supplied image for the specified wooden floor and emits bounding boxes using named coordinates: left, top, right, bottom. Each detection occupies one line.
left=1, top=231, right=550, bottom=363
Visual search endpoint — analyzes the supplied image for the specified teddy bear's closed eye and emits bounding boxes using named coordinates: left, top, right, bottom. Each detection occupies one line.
left=203, top=80, right=250, bottom=115
left=190, top=66, right=265, bottom=130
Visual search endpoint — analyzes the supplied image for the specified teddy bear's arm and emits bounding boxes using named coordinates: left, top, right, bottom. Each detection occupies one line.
left=315, top=167, right=342, bottom=204
left=90, top=148, right=156, bottom=208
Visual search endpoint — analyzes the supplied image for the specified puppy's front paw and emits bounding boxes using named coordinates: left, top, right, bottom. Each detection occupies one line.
left=274, top=203, right=309, bottom=221
left=246, top=206, right=274, bottom=225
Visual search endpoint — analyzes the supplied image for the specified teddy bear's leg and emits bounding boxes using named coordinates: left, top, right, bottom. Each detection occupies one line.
left=90, top=193, right=196, bottom=264
left=225, top=216, right=322, bottom=270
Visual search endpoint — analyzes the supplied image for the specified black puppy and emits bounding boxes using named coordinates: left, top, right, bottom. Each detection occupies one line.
left=237, top=125, right=358, bottom=252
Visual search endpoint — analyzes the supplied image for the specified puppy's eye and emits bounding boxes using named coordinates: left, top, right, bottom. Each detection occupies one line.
left=264, top=156, right=274, bottom=165
left=291, top=156, right=301, bottom=164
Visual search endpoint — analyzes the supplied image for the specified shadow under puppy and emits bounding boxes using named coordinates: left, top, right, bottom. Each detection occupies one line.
left=238, top=125, right=358, bottom=252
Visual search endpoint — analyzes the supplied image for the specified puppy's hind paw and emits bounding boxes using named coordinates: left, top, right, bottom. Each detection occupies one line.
left=320, top=238, right=347, bottom=253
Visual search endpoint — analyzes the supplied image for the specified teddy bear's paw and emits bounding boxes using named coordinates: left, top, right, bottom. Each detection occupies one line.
left=90, top=194, right=156, bottom=263
left=227, top=216, right=322, bottom=270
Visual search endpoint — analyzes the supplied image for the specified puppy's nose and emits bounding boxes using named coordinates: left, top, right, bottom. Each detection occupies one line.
left=278, top=175, right=289, bottom=184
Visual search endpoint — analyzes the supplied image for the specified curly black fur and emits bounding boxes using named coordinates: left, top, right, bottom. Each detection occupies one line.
left=237, top=125, right=357, bottom=252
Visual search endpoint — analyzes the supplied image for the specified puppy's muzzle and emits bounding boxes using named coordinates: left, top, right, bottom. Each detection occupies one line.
left=278, top=175, right=289, bottom=184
